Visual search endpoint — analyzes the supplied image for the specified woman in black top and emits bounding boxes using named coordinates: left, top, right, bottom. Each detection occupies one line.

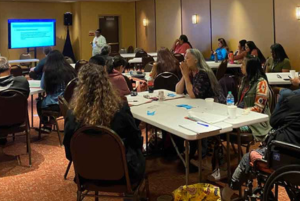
left=63, top=63, right=145, bottom=183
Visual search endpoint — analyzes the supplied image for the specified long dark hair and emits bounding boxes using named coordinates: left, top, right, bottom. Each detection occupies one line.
left=218, top=38, right=228, bottom=48
left=180, top=35, right=193, bottom=48
left=155, top=48, right=180, bottom=77
left=244, top=56, right=268, bottom=84
left=246, top=41, right=266, bottom=63
left=271, top=43, right=289, bottom=62
left=44, top=50, right=76, bottom=94
left=239, top=39, right=247, bottom=51
left=107, top=56, right=127, bottom=74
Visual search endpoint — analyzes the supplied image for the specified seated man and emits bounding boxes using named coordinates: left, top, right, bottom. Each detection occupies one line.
left=29, top=47, right=52, bottom=80
left=222, top=93, right=300, bottom=201
left=0, top=56, right=30, bottom=145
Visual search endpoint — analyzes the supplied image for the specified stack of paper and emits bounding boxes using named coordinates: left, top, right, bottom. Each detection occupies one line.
left=188, top=111, right=228, bottom=124
left=179, top=121, right=220, bottom=134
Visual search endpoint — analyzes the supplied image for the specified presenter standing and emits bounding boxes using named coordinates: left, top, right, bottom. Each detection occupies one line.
left=91, top=29, right=106, bottom=56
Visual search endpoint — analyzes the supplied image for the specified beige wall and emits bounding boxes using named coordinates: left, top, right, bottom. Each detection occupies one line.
left=182, top=0, right=211, bottom=58
left=79, top=1, right=136, bottom=60
left=211, top=0, right=274, bottom=59
left=155, top=0, right=181, bottom=51
left=0, top=1, right=72, bottom=60
left=136, top=0, right=156, bottom=52
left=71, top=2, right=82, bottom=60
left=275, top=0, right=300, bottom=71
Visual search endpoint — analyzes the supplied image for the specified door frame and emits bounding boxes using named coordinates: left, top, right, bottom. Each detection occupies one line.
left=99, top=15, right=121, bottom=50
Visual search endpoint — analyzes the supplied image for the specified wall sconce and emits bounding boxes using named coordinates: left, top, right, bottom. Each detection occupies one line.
left=143, top=19, right=148, bottom=27
left=297, top=7, right=300, bottom=20
left=192, top=14, right=198, bottom=24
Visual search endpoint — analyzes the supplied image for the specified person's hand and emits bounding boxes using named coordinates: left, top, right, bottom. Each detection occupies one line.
left=175, top=39, right=180, bottom=44
left=291, top=76, right=300, bottom=86
left=30, top=67, right=35, bottom=72
left=95, top=41, right=98, bottom=44
left=180, top=61, right=190, bottom=78
left=211, top=50, right=214, bottom=55
left=90, top=41, right=93, bottom=45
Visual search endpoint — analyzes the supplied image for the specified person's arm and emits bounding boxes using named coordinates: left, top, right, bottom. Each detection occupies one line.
left=210, top=49, right=216, bottom=60
left=40, top=73, right=45, bottom=90
left=172, top=39, right=179, bottom=52
left=175, top=77, right=185, bottom=94
left=184, top=75, right=196, bottom=98
left=34, top=58, right=45, bottom=74
left=178, top=61, right=196, bottom=98
left=249, top=80, right=269, bottom=113
left=281, top=59, right=291, bottom=72
left=99, top=36, right=106, bottom=48
left=233, top=51, right=246, bottom=60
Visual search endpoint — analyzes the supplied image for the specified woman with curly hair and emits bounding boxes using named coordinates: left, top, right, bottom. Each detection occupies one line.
left=63, top=63, right=145, bottom=184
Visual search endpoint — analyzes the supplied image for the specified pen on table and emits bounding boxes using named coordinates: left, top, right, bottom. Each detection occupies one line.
left=197, top=121, right=209, bottom=127
left=128, top=100, right=138, bottom=102
left=277, top=74, right=282, bottom=78
left=288, top=75, right=292, bottom=79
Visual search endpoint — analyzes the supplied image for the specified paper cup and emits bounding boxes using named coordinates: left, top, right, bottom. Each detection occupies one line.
left=205, top=98, right=214, bottom=109
left=158, top=91, right=165, bottom=101
left=228, top=105, right=237, bottom=119
left=290, top=70, right=296, bottom=79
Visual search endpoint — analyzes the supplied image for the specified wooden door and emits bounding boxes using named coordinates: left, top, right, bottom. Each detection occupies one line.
left=99, top=16, right=119, bottom=55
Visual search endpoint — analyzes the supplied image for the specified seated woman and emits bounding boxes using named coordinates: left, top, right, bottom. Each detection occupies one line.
left=38, top=50, right=76, bottom=131
left=245, top=41, right=266, bottom=64
left=175, top=49, right=225, bottom=159
left=106, top=56, right=131, bottom=97
left=265, top=43, right=291, bottom=72
left=222, top=93, right=300, bottom=201
left=210, top=38, right=228, bottom=61
left=151, top=48, right=181, bottom=79
left=171, top=35, right=193, bottom=55
left=176, top=48, right=225, bottom=102
left=100, top=45, right=112, bottom=63
left=233, top=39, right=247, bottom=62
left=89, top=54, right=106, bottom=66
left=236, top=56, right=272, bottom=141
left=63, top=63, right=145, bottom=184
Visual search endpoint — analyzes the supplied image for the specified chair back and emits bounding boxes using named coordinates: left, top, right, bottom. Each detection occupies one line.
left=58, top=96, right=69, bottom=118
left=268, top=86, right=276, bottom=114
left=173, top=53, right=184, bottom=63
left=19, top=53, right=32, bottom=67
left=71, top=126, right=132, bottom=191
left=10, top=65, right=23, bottom=77
left=123, top=75, right=133, bottom=91
left=135, top=50, right=147, bottom=58
left=218, top=74, right=238, bottom=103
left=154, top=72, right=179, bottom=92
left=75, top=60, right=88, bottom=73
left=216, top=60, right=228, bottom=81
left=127, top=46, right=134, bottom=53
left=64, top=78, right=78, bottom=103
left=142, top=56, right=154, bottom=70
left=0, top=90, right=28, bottom=127
left=267, top=140, right=300, bottom=171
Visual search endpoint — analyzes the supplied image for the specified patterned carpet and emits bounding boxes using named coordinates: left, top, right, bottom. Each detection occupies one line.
left=0, top=95, right=290, bottom=201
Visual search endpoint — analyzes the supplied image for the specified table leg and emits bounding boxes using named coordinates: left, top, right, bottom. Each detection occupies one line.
left=31, top=94, right=33, bottom=128
left=198, top=139, right=202, bottom=182
left=185, top=140, right=190, bottom=185
left=227, top=132, right=231, bottom=184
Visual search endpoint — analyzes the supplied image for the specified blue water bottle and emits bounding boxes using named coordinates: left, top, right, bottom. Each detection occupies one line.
left=226, top=91, right=234, bottom=105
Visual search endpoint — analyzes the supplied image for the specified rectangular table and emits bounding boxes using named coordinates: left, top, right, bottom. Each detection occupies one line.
left=128, top=57, right=157, bottom=64
left=9, top=59, right=40, bottom=64
left=206, top=61, right=242, bottom=69
left=29, top=80, right=44, bottom=128
left=129, top=90, right=269, bottom=185
left=266, top=72, right=296, bottom=85
left=121, top=52, right=157, bottom=59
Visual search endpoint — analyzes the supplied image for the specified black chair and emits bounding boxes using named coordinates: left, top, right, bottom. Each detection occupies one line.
left=140, top=56, right=154, bottom=70
left=64, top=78, right=78, bottom=103
left=244, top=141, right=300, bottom=201
left=154, top=72, right=179, bottom=92
left=144, top=61, right=154, bottom=72
left=123, top=75, right=133, bottom=91
left=216, top=59, right=228, bottom=81
left=135, top=50, right=147, bottom=58
left=71, top=126, right=149, bottom=201
left=10, top=65, right=23, bottom=77
left=0, top=90, right=31, bottom=166
left=173, top=53, right=184, bottom=63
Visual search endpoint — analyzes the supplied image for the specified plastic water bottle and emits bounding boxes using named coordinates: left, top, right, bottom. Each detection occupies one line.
left=226, top=91, right=234, bottom=105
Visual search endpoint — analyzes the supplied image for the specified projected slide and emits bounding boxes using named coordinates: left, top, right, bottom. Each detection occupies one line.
left=8, top=19, right=56, bottom=49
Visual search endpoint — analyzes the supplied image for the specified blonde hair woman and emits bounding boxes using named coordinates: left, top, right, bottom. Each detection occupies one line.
left=63, top=63, right=145, bottom=183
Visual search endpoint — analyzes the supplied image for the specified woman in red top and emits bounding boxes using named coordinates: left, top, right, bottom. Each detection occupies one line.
left=172, top=35, right=192, bottom=55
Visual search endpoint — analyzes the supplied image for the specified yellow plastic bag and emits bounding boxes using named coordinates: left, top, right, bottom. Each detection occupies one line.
left=173, top=183, right=221, bottom=201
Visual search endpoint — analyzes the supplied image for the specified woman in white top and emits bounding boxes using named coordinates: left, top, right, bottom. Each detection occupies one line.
left=91, top=29, right=107, bottom=56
